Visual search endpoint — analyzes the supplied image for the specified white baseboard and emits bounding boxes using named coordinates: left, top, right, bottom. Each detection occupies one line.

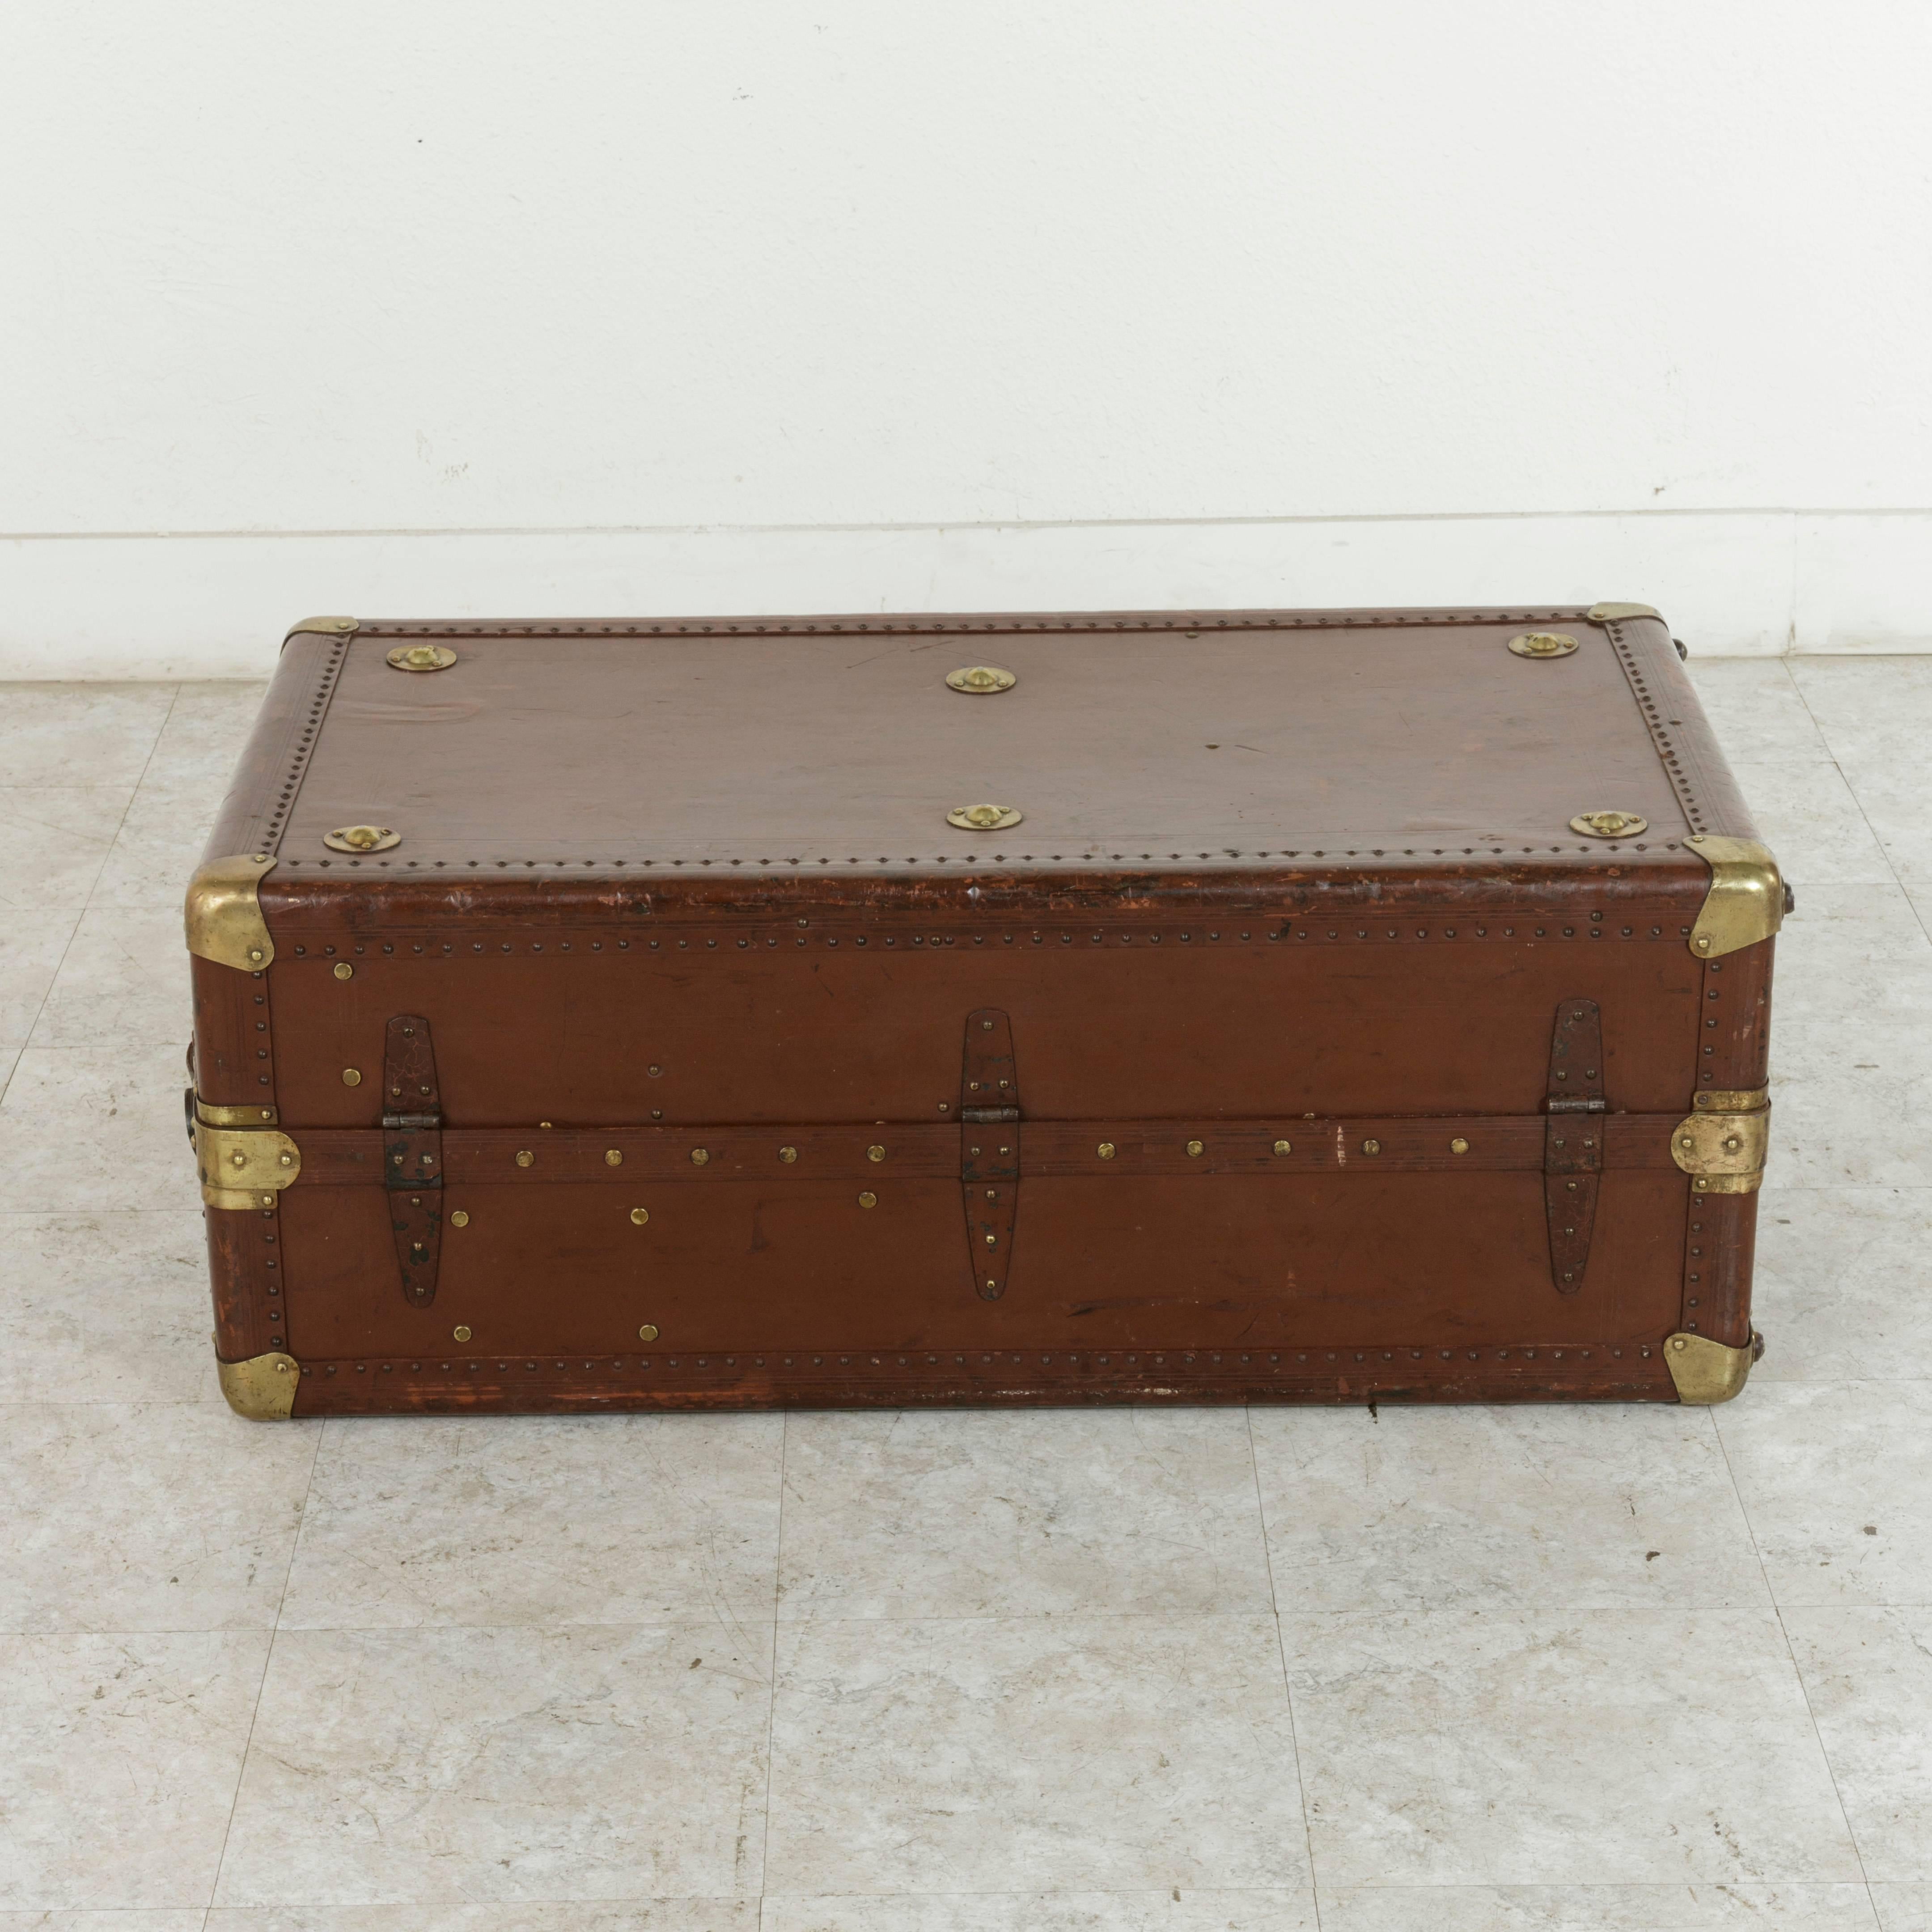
left=2, top=510, right=1927, bottom=679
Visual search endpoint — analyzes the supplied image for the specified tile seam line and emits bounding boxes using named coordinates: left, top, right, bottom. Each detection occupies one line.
left=1784, top=659, right=1932, bottom=949
left=204, top=1411, right=324, bottom=1911
left=0, top=682, right=178, bottom=1109
left=8, top=505, right=1932, bottom=542
left=758, top=1410, right=787, bottom=1911
left=1708, top=1405, right=1877, bottom=1896
left=1246, top=1405, right=1324, bottom=1932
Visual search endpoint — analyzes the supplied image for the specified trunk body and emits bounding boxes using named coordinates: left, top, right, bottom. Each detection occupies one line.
left=186, top=606, right=1779, bottom=1416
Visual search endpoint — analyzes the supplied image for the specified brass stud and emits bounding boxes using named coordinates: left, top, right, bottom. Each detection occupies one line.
left=691, top=1148, right=710, bottom=1166
left=332, top=961, right=354, bottom=980
left=778, top=1146, right=798, bottom=1163
left=1186, top=1139, right=1204, bottom=1157
left=867, top=1144, right=886, bottom=1163
left=386, top=643, right=458, bottom=672
left=604, top=1148, right=623, bottom=1166
left=946, top=803, right=1023, bottom=831
left=945, top=665, right=1017, bottom=695
left=985, top=1233, right=997, bottom=1246
left=516, top=1149, right=534, bottom=1167
left=1570, top=810, right=1648, bottom=840
left=1362, top=1138, right=1382, bottom=1155
left=639, top=1323, right=659, bottom=1342
left=450, top=1210, right=470, bottom=1228
left=858, top=1190, right=877, bottom=1208
left=323, top=824, right=401, bottom=853
left=1508, top=631, right=1579, bottom=659
left=630, top=1207, right=649, bottom=1225
left=342, top=1068, right=362, bottom=1086
left=1450, top=1136, right=1470, bottom=1154
left=1097, top=1141, right=1117, bottom=1160
left=452, top=1325, right=472, bottom=1342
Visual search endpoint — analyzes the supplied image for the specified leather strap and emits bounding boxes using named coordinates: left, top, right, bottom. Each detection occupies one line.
left=960, top=1008, right=1021, bottom=1302
left=383, top=1013, right=444, bottom=1308
left=1544, top=997, right=1605, bottom=1294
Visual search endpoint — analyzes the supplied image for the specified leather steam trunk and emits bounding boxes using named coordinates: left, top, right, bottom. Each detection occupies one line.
left=185, top=606, right=1783, bottom=1419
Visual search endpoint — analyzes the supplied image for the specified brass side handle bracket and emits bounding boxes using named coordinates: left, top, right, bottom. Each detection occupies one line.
left=1670, top=1086, right=1771, bottom=1194
left=195, top=1123, right=301, bottom=1210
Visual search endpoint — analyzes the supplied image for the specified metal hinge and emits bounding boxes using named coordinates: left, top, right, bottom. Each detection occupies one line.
left=1670, top=1087, right=1771, bottom=1195
left=194, top=1123, right=301, bottom=1210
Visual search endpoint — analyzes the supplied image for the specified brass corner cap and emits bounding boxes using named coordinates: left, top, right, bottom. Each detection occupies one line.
left=1685, top=835, right=1784, bottom=959
left=285, top=615, right=359, bottom=640
left=1587, top=601, right=1661, bottom=622
left=185, top=853, right=277, bottom=972
left=1663, top=1330, right=1760, bottom=1404
left=217, top=1350, right=301, bottom=1420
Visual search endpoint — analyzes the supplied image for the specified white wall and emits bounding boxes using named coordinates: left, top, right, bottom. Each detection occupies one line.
left=4, top=1, right=1929, bottom=676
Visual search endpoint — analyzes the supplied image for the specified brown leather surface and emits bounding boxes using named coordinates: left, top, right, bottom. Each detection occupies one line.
left=191, top=607, right=1772, bottom=1407
left=274, top=609, right=1712, bottom=873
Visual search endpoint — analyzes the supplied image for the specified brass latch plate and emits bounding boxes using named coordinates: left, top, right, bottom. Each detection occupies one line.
left=1670, top=1087, right=1770, bottom=1194
left=195, top=1124, right=301, bottom=1210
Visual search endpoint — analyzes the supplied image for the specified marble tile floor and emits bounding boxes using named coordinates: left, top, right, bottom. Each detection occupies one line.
left=0, top=661, right=1928, bottom=1932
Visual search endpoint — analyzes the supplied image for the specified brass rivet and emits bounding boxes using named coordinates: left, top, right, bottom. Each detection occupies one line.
left=342, top=1068, right=361, bottom=1086
left=857, top=1190, right=877, bottom=1208
left=1362, top=1138, right=1382, bottom=1155
left=985, top=1233, right=997, bottom=1246
left=1723, top=1135, right=1741, bottom=1152
left=1186, top=1139, right=1204, bottom=1157
left=229, top=1151, right=246, bottom=1167
left=516, top=1149, right=534, bottom=1167
left=1570, top=810, right=1648, bottom=840
left=1097, top=1141, right=1116, bottom=1159
left=322, top=824, right=401, bottom=853
left=638, top=1323, right=659, bottom=1342
left=1508, top=631, right=1580, bottom=659
left=691, top=1148, right=710, bottom=1166
left=1672, top=1336, right=1687, bottom=1351
left=450, top=1209, right=470, bottom=1228
left=1450, top=1136, right=1470, bottom=1154
left=386, top=643, right=458, bottom=672
left=1272, top=1139, right=1292, bottom=1155
left=867, top=1144, right=886, bottom=1163
left=452, top=1325, right=472, bottom=1342
left=247, top=948, right=264, bottom=963
left=630, top=1207, right=649, bottom=1225
left=332, top=961, right=354, bottom=980
left=945, top=665, right=1017, bottom=695
left=278, top=1153, right=292, bottom=1167
left=1696, top=935, right=1713, bottom=952
left=946, top=803, right=1023, bottom=831
left=605, top=1148, right=623, bottom=1166
left=778, top=1146, right=798, bottom=1163
left=1678, top=1135, right=1694, bottom=1150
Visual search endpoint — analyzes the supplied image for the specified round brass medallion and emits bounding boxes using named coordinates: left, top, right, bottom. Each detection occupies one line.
left=1570, top=810, right=1648, bottom=839
left=946, top=803, right=1023, bottom=831
left=1508, top=631, right=1579, bottom=658
left=323, top=824, right=401, bottom=853
left=386, top=643, right=458, bottom=672
left=945, top=665, right=1017, bottom=695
